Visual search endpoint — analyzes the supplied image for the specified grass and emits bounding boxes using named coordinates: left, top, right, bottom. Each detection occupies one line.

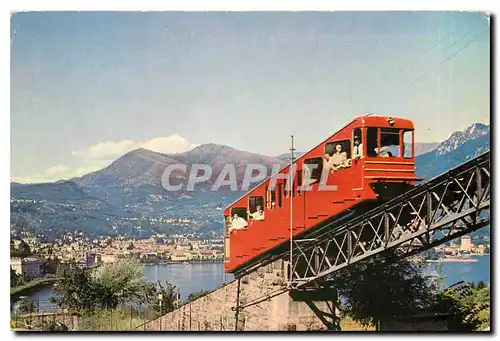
left=11, top=308, right=155, bottom=331
left=340, top=317, right=376, bottom=331
left=75, top=308, right=155, bottom=331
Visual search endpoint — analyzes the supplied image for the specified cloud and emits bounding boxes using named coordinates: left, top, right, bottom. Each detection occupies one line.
left=11, top=176, right=36, bottom=184
left=11, top=163, right=108, bottom=184
left=44, top=165, right=71, bottom=176
left=11, top=134, right=198, bottom=184
left=72, top=134, right=197, bottom=161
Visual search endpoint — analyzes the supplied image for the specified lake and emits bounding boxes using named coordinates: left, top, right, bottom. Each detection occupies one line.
left=425, top=255, right=491, bottom=287
left=14, top=255, right=489, bottom=312
left=12, top=262, right=234, bottom=312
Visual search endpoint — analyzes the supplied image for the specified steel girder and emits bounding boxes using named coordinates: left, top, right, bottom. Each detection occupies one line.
left=232, top=152, right=491, bottom=312
left=288, top=151, right=491, bottom=288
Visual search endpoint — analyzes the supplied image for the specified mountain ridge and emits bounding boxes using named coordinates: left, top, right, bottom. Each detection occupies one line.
left=11, top=122, right=490, bottom=240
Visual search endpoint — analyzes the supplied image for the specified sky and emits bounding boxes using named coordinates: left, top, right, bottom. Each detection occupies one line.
left=10, top=11, right=490, bottom=183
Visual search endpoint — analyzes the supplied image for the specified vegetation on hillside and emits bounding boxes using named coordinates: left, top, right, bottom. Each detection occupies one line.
left=49, top=260, right=178, bottom=318
left=186, top=289, right=210, bottom=303
left=331, top=259, right=490, bottom=331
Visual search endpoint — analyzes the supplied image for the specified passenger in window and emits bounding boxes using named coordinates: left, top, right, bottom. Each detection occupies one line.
left=271, top=201, right=276, bottom=209
left=323, top=154, right=333, bottom=171
left=353, top=136, right=363, bottom=159
left=231, top=213, right=248, bottom=230
left=248, top=205, right=265, bottom=220
left=324, top=144, right=348, bottom=172
left=380, top=150, right=393, bottom=157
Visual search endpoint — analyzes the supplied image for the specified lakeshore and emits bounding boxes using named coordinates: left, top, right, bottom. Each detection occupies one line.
left=138, top=259, right=223, bottom=265
left=11, top=277, right=58, bottom=297
left=13, top=255, right=489, bottom=313
left=426, top=257, right=480, bottom=263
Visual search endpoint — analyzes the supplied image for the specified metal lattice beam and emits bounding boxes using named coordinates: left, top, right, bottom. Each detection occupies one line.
left=289, top=151, right=490, bottom=288
left=233, top=152, right=490, bottom=311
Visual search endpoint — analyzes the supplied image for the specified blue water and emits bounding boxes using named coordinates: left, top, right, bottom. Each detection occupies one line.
left=16, top=256, right=489, bottom=312
left=13, top=262, right=234, bottom=312
left=426, top=255, right=490, bottom=287
left=143, top=262, right=234, bottom=300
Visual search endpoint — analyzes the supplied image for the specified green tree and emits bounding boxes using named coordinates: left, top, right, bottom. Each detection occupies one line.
left=18, top=240, right=31, bottom=257
left=11, top=239, right=31, bottom=258
left=91, top=259, right=146, bottom=306
left=49, top=266, right=114, bottom=313
left=51, top=259, right=179, bottom=318
left=11, top=267, right=23, bottom=287
left=186, top=289, right=209, bottom=303
left=331, top=259, right=438, bottom=330
left=475, top=280, right=487, bottom=290
left=41, top=258, right=59, bottom=276
left=331, top=257, right=489, bottom=332
left=430, top=281, right=490, bottom=331
left=18, top=298, right=36, bottom=314
left=142, top=280, right=178, bottom=317
left=41, top=320, right=69, bottom=331
left=55, top=262, right=72, bottom=278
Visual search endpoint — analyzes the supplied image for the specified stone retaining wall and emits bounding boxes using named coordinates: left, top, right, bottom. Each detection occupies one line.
left=139, top=259, right=337, bottom=331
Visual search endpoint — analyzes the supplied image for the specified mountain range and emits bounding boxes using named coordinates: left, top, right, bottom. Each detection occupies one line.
left=10, top=123, right=490, bottom=240
left=415, top=123, right=490, bottom=179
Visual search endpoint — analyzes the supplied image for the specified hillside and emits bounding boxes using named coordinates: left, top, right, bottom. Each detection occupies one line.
left=415, top=123, right=490, bottom=179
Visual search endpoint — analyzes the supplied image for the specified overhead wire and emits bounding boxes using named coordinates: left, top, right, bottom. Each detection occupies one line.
left=409, top=28, right=489, bottom=86
left=344, top=23, right=488, bottom=111
left=394, top=23, right=487, bottom=85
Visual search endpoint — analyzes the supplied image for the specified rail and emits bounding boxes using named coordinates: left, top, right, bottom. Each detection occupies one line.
left=234, top=151, right=490, bottom=310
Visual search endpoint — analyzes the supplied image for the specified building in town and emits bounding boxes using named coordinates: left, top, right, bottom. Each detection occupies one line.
left=10, top=257, right=22, bottom=275
left=11, top=257, right=42, bottom=278
left=460, top=235, right=472, bottom=252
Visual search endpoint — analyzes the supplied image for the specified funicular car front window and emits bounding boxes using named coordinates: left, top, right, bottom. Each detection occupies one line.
left=403, top=130, right=414, bottom=158
left=380, top=128, right=401, bottom=157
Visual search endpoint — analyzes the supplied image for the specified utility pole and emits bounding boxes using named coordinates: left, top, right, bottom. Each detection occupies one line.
left=289, top=135, right=295, bottom=286
left=159, top=293, right=163, bottom=331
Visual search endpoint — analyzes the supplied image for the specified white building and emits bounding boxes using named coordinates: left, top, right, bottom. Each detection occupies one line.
left=10, top=257, right=22, bottom=275
left=11, top=257, right=42, bottom=278
left=460, top=235, right=472, bottom=252
left=101, top=254, right=117, bottom=264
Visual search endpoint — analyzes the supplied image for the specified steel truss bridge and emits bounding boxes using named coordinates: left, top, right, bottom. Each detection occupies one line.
left=235, top=151, right=491, bottom=311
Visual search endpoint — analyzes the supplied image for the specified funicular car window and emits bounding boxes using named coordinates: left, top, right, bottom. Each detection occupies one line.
left=325, top=140, right=351, bottom=159
left=248, top=196, right=265, bottom=220
left=277, top=183, right=282, bottom=208
left=367, top=127, right=378, bottom=157
left=223, top=215, right=231, bottom=259
left=352, top=128, right=363, bottom=158
left=270, top=187, right=276, bottom=208
left=380, top=128, right=401, bottom=157
left=224, top=215, right=231, bottom=236
left=264, top=186, right=269, bottom=209
left=284, top=178, right=289, bottom=197
left=403, top=130, right=414, bottom=158
left=230, top=207, right=248, bottom=231
left=304, top=158, right=323, bottom=184
left=297, top=169, right=303, bottom=195
left=325, top=140, right=351, bottom=170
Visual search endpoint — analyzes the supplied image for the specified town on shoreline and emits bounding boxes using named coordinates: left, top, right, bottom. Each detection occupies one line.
left=11, top=229, right=224, bottom=286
